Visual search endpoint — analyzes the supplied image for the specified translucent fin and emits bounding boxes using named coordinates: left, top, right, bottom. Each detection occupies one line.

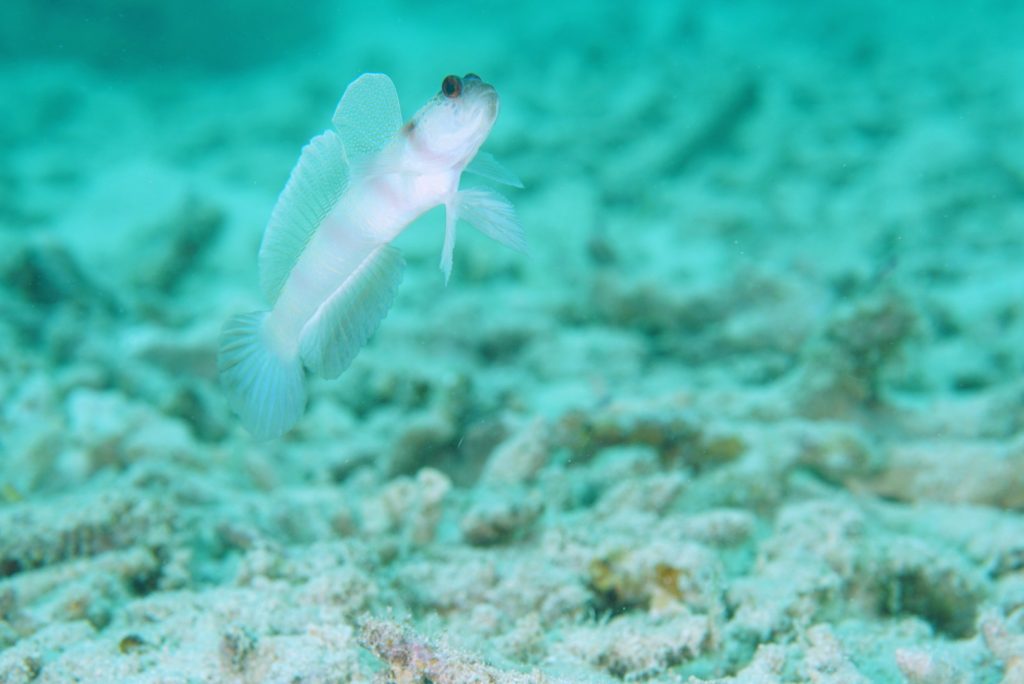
left=332, top=73, right=403, bottom=165
left=465, top=151, right=524, bottom=188
left=259, top=130, right=348, bottom=305
left=455, top=188, right=528, bottom=254
left=298, top=244, right=405, bottom=380
left=441, top=202, right=458, bottom=285
left=219, top=312, right=306, bottom=441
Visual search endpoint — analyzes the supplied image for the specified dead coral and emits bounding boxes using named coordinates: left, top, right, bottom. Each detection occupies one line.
left=461, top=487, right=543, bottom=546
left=586, top=540, right=724, bottom=618
left=594, top=470, right=688, bottom=518
left=863, top=535, right=984, bottom=639
left=556, top=612, right=713, bottom=680
left=684, top=643, right=786, bottom=683
left=800, top=624, right=870, bottom=684
left=726, top=500, right=864, bottom=644
left=981, top=613, right=1024, bottom=683
left=555, top=396, right=746, bottom=471
left=131, top=196, right=225, bottom=294
left=385, top=409, right=458, bottom=477
left=794, top=288, right=920, bottom=418
left=359, top=616, right=547, bottom=684
left=0, top=488, right=172, bottom=578
left=789, top=421, right=880, bottom=486
left=480, top=418, right=551, bottom=486
left=0, top=622, right=92, bottom=684
left=360, top=468, right=452, bottom=546
left=67, top=388, right=199, bottom=472
left=220, top=622, right=259, bottom=674
left=868, top=439, right=1024, bottom=509
left=2, top=240, right=114, bottom=313
left=895, top=647, right=971, bottom=684
left=676, top=509, right=756, bottom=548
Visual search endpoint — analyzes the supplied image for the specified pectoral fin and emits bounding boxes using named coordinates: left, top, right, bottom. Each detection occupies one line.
left=440, top=202, right=458, bottom=285
left=454, top=189, right=527, bottom=254
left=439, top=189, right=526, bottom=283
left=465, top=152, right=524, bottom=188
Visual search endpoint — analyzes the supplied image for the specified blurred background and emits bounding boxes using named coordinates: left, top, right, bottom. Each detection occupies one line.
left=1, top=0, right=1023, bottom=681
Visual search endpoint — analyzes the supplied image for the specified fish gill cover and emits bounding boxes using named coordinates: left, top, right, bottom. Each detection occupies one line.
left=0, top=0, right=1023, bottom=682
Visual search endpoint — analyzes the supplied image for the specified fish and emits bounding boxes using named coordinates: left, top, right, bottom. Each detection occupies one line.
left=218, top=73, right=525, bottom=440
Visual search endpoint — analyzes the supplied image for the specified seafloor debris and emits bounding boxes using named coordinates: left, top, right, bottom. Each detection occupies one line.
left=0, top=489, right=172, bottom=578
left=132, top=196, right=226, bottom=294
left=359, top=617, right=547, bottom=684
left=794, top=288, right=921, bottom=418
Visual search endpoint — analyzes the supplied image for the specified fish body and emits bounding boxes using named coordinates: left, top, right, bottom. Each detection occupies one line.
left=219, top=73, right=524, bottom=440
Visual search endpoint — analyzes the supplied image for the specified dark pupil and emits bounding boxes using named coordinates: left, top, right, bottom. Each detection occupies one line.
left=442, top=75, right=462, bottom=98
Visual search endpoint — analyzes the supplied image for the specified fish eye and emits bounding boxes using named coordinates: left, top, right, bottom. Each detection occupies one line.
left=464, top=73, right=481, bottom=82
left=441, top=75, right=462, bottom=98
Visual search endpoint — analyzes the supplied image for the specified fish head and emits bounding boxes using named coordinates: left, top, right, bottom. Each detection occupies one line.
left=405, top=74, right=499, bottom=170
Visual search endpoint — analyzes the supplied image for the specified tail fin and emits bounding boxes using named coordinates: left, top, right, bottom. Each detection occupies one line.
left=218, top=312, right=306, bottom=441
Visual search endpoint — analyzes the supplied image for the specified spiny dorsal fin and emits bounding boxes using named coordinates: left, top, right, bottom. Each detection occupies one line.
left=332, top=73, right=403, bottom=165
left=258, top=129, right=349, bottom=305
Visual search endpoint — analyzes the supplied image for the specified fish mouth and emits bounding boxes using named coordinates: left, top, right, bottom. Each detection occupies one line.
left=463, top=82, right=499, bottom=125
left=462, top=74, right=496, bottom=96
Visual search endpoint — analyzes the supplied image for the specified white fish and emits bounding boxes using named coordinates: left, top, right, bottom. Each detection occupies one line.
left=219, top=73, right=525, bottom=440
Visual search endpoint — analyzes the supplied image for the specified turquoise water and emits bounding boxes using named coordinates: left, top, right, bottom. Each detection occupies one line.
left=1, top=1, right=1023, bottom=681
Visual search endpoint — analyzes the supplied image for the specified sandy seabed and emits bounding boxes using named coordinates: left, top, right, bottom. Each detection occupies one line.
left=1, top=1, right=1024, bottom=682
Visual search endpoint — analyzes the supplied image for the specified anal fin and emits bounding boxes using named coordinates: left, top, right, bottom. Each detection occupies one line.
left=298, top=244, right=405, bottom=380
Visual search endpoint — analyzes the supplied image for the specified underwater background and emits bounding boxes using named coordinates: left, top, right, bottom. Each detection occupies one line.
left=1, top=0, right=1023, bottom=681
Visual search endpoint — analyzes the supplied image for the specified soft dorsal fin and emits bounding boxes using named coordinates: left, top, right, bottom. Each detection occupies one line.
left=465, top=151, right=524, bottom=188
left=259, top=130, right=349, bottom=305
left=332, top=73, right=403, bottom=164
